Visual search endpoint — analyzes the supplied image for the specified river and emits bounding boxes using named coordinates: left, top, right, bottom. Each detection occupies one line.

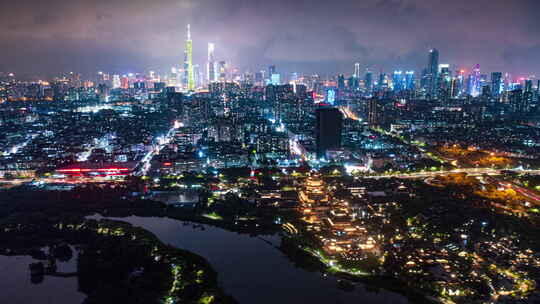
left=92, top=215, right=410, bottom=304
left=0, top=250, right=85, bottom=304
left=0, top=215, right=410, bottom=304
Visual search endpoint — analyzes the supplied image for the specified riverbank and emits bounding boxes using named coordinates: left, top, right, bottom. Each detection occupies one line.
left=0, top=214, right=237, bottom=304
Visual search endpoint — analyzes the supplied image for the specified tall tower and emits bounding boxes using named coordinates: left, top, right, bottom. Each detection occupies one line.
left=207, top=43, right=216, bottom=83
left=354, top=63, right=360, bottom=78
left=183, top=24, right=195, bottom=91
left=491, top=72, right=503, bottom=98
left=468, top=64, right=481, bottom=97
left=426, top=48, right=439, bottom=96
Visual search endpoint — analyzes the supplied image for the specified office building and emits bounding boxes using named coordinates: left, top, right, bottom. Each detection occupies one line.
left=316, top=107, right=342, bottom=158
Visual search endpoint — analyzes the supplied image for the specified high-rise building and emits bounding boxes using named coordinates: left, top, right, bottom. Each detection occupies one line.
left=218, top=61, right=227, bottom=82
left=120, top=76, right=129, bottom=89
left=437, top=66, right=452, bottom=100
left=491, top=72, right=503, bottom=98
left=207, top=43, right=216, bottom=83
left=255, top=71, right=264, bottom=85
left=455, top=70, right=465, bottom=97
left=392, top=71, right=404, bottom=92
left=271, top=73, right=281, bottom=85
left=366, top=98, right=383, bottom=125
left=316, top=107, right=342, bottom=158
left=377, top=72, right=388, bottom=91
left=112, top=75, right=121, bottom=89
left=269, top=65, right=276, bottom=78
left=524, top=79, right=534, bottom=110
left=291, top=72, right=299, bottom=83
left=466, top=65, right=481, bottom=97
left=426, top=48, right=439, bottom=96
left=364, top=69, right=373, bottom=93
left=354, top=63, right=360, bottom=79
left=405, top=71, right=415, bottom=90
left=509, top=89, right=528, bottom=113
left=337, top=74, right=345, bottom=90
left=193, top=64, right=202, bottom=88
left=183, top=24, right=195, bottom=91
left=524, top=79, right=533, bottom=93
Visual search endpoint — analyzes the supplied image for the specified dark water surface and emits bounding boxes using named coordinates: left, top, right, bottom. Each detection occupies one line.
left=0, top=252, right=85, bottom=304
left=94, top=215, right=410, bottom=304
left=0, top=215, right=410, bottom=304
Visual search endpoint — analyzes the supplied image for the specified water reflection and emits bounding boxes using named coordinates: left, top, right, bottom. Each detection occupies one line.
left=0, top=254, right=84, bottom=304
left=95, top=215, right=410, bottom=304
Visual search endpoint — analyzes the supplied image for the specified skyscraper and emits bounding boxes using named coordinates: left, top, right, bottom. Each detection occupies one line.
left=509, top=89, right=528, bottom=113
left=218, top=61, right=227, bottom=82
left=491, top=72, right=503, bottom=98
left=364, top=69, right=373, bottom=93
left=405, top=71, right=415, bottom=90
left=378, top=72, right=388, bottom=91
left=366, top=98, right=383, bottom=125
left=337, top=74, right=345, bottom=90
left=269, top=65, right=276, bottom=78
left=392, top=71, right=404, bottom=92
left=271, top=73, right=281, bottom=85
left=112, top=75, right=121, bottom=89
left=467, top=64, right=481, bottom=97
left=207, top=43, right=216, bottom=83
left=426, top=48, right=439, bottom=96
left=316, top=107, right=342, bottom=158
left=524, top=79, right=534, bottom=110
left=354, top=63, right=360, bottom=79
left=193, top=64, right=202, bottom=88
left=183, top=24, right=195, bottom=91
left=438, top=65, right=451, bottom=100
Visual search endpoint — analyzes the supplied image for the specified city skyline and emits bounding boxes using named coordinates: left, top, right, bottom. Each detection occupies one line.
left=1, top=0, right=540, bottom=78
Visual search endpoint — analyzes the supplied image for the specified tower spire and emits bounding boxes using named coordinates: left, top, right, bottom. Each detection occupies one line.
left=183, top=24, right=195, bottom=91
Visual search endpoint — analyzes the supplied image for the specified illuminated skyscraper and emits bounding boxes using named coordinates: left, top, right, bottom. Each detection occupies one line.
left=183, top=24, right=195, bottom=91
left=364, top=69, right=373, bottom=93
left=169, top=67, right=179, bottom=87
left=271, top=73, right=281, bottom=85
left=426, top=48, right=439, bottom=96
left=207, top=43, right=216, bottom=83
left=338, top=74, right=345, bottom=90
left=354, top=63, right=360, bottom=78
left=112, top=74, right=121, bottom=89
left=291, top=72, right=299, bottom=83
left=193, top=64, right=202, bottom=88
left=218, top=61, right=227, bottom=82
left=269, top=65, right=276, bottom=78
left=491, top=72, right=503, bottom=98
left=378, top=72, right=388, bottom=91
left=405, top=71, right=415, bottom=90
left=467, top=64, right=481, bottom=97
left=392, top=71, right=404, bottom=92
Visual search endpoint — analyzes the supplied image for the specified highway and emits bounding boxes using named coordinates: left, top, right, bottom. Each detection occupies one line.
left=364, top=168, right=540, bottom=179
left=484, top=176, right=540, bottom=204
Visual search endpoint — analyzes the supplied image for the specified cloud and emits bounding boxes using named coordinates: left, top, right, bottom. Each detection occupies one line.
left=0, top=0, right=539, bottom=78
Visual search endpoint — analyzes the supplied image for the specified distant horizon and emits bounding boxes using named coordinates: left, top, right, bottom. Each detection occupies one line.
left=3, top=57, right=538, bottom=83
left=2, top=0, right=540, bottom=78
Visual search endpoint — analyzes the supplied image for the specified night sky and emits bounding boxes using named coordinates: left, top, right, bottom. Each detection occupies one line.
left=1, top=0, right=539, bottom=78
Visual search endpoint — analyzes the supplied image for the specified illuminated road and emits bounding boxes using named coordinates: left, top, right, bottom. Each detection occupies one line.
left=2, top=134, right=39, bottom=156
left=134, top=120, right=182, bottom=176
left=338, top=106, right=361, bottom=121
left=364, top=168, right=540, bottom=179
left=485, top=176, right=540, bottom=204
